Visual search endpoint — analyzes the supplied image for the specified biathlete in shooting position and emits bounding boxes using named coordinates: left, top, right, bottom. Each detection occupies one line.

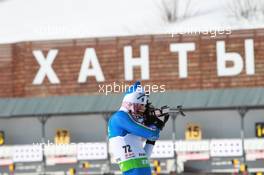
left=108, top=81, right=169, bottom=175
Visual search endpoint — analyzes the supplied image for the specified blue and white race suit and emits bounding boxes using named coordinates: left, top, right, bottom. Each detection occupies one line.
left=108, top=107, right=160, bottom=175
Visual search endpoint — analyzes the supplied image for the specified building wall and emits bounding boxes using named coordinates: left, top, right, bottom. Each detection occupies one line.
left=0, top=29, right=264, bottom=144
left=0, top=118, right=41, bottom=144
left=0, top=29, right=264, bottom=97
left=0, top=44, right=13, bottom=96
left=0, top=110, right=263, bottom=144
left=45, top=114, right=107, bottom=143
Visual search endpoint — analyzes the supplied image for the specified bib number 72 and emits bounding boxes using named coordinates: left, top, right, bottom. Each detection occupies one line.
left=122, top=145, right=132, bottom=153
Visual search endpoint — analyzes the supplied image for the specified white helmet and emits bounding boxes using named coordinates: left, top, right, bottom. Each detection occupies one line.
left=122, top=81, right=148, bottom=105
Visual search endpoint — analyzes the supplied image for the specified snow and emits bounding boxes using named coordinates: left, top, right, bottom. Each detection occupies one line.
left=0, top=0, right=263, bottom=44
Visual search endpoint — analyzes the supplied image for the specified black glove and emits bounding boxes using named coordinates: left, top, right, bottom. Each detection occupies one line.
left=144, top=102, right=170, bottom=130
left=146, top=140, right=156, bottom=145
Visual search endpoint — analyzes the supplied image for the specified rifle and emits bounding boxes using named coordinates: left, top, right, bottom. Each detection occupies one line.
left=143, top=101, right=185, bottom=130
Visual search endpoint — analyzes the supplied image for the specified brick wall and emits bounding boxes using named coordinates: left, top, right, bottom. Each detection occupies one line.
left=0, top=44, right=13, bottom=97
left=0, top=29, right=264, bottom=97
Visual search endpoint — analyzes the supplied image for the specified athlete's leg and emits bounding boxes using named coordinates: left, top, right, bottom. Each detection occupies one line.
left=123, top=167, right=152, bottom=175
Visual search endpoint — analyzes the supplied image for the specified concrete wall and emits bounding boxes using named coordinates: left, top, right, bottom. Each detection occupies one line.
left=0, top=117, right=41, bottom=145
left=160, top=109, right=264, bottom=140
left=0, top=110, right=263, bottom=144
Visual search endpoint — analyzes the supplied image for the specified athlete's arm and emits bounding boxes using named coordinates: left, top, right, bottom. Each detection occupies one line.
left=144, top=140, right=155, bottom=158
left=144, top=125, right=158, bottom=158
left=116, top=111, right=160, bottom=141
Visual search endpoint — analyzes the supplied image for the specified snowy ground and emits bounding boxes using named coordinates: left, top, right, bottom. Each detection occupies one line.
left=0, top=0, right=263, bottom=44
